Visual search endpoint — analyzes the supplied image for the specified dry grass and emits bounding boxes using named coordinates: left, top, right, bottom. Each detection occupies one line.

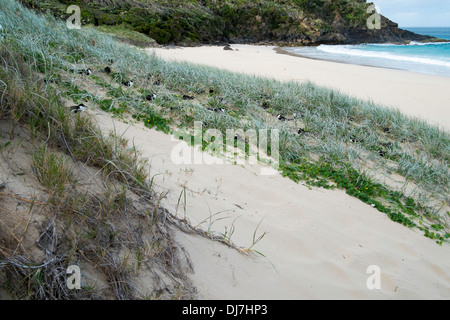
left=0, top=41, right=197, bottom=299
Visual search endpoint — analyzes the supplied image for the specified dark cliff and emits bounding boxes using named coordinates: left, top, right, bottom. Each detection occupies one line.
left=19, top=0, right=439, bottom=46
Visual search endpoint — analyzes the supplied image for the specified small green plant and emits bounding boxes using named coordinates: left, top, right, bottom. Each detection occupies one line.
left=245, top=218, right=267, bottom=257
left=0, top=141, right=11, bottom=152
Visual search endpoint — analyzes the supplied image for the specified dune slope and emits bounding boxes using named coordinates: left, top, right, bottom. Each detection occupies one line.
left=93, top=110, right=450, bottom=299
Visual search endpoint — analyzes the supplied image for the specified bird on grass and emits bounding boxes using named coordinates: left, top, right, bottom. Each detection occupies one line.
left=208, top=107, right=226, bottom=113
left=277, top=114, right=294, bottom=121
left=145, top=93, right=157, bottom=101
left=79, top=68, right=92, bottom=75
left=104, top=66, right=111, bottom=74
left=349, top=136, right=365, bottom=143
left=69, top=103, right=86, bottom=113
left=377, top=150, right=386, bottom=157
left=122, top=80, right=134, bottom=87
left=182, top=94, right=194, bottom=100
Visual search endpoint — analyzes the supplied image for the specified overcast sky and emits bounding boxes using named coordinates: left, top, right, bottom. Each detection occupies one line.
left=370, top=0, right=450, bottom=27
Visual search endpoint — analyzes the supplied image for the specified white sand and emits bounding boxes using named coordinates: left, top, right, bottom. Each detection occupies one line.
left=91, top=45, right=450, bottom=299
left=148, top=44, right=450, bottom=131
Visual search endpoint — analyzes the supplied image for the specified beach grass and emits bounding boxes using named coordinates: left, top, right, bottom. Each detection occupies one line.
left=0, top=0, right=449, bottom=248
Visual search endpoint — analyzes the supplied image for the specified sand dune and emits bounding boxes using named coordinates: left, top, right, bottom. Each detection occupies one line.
left=89, top=44, right=450, bottom=299
left=93, top=110, right=450, bottom=299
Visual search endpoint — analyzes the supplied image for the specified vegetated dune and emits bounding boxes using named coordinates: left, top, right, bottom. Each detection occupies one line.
left=93, top=108, right=450, bottom=299
left=1, top=0, right=449, bottom=299
left=149, top=44, right=450, bottom=131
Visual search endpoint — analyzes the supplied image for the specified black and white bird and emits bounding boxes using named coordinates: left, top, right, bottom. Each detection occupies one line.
left=145, top=93, right=157, bottom=101
left=297, top=127, right=306, bottom=134
left=79, top=68, right=92, bottom=75
left=70, top=103, right=86, bottom=113
left=122, top=80, right=134, bottom=87
left=182, top=94, right=194, bottom=100
left=349, top=136, right=365, bottom=143
left=277, top=114, right=294, bottom=121
left=104, top=66, right=111, bottom=74
left=208, top=107, right=226, bottom=113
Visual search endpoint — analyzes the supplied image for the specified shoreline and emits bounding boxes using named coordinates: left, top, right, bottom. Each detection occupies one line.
left=149, top=44, right=450, bottom=131
left=276, top=44, right=450, bottom=78
left=273, top=46, right=416, bottom=75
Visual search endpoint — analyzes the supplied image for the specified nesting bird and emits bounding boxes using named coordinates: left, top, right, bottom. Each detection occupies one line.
left=208, top=107, right=226, bottom=113
left=79, top=68, right=92, bottom=75
left=182, top=94, right=194, bottom=100
left=122, top=80, right=134, bottom=87
left=70, top=103, right=86, bottom=113
left=104, top=66, right=111, bottom=74
left=277, top=114, right=294, bottom=121
left=145, top=93, right=157, bottom=101
left=349, top=136, right=364, bottom=143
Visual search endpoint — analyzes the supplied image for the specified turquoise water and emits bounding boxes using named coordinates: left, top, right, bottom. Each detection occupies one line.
left=284, top=27, right=450, bottom=77
left=406, top=27, right=450, bottom=41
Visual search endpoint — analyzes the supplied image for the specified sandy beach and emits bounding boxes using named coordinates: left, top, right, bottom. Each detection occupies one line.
left=148, top=44, right=450, bottom=131
left=93, top=110, right=450, bottom=300
left=89, top=45, right=450, bottom=299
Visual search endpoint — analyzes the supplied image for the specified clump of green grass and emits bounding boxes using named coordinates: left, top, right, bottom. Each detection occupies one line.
left=32, top=145, right=77, bottom=199
left=90, top=25, right=157, bottom=48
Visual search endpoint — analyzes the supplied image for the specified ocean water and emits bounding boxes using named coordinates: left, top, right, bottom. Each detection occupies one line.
left=283, top=27, right=450, bottom=77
